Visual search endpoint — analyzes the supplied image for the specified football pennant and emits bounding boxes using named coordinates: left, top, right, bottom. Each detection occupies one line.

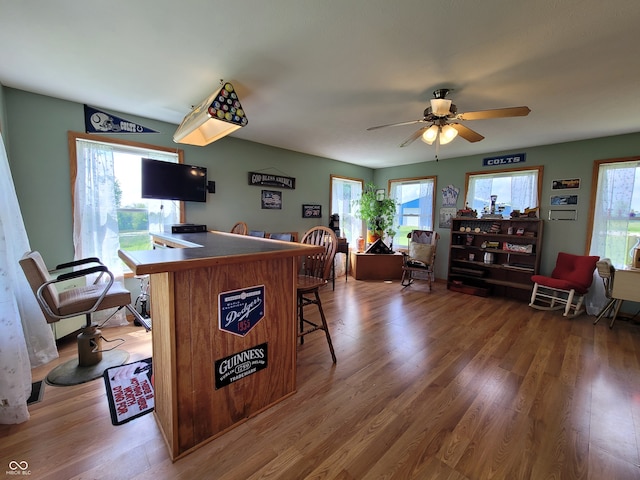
left=84, top=105, right=158, bottom=134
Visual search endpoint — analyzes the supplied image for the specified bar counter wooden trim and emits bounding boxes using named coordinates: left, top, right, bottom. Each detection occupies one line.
left=118, top=230, right=323, bottom=461
left=119, top=230, right=322, bottom=276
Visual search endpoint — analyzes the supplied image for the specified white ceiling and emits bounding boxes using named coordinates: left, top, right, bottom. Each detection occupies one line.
left=1, top=0, right=640, bottom=169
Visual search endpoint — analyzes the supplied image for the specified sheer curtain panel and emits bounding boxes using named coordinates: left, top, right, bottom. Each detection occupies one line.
left=73, top=140, right=127, bottom=326
left=0, top=132, right=57, bottom=424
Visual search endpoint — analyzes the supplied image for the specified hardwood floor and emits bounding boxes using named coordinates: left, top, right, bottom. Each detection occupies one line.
left=2, top=278, right=640, bottom=479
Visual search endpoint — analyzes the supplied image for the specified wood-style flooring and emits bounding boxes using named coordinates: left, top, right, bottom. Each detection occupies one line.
left=2, top=278, right=640, bottom=479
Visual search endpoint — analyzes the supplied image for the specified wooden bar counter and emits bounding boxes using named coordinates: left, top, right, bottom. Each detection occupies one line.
left=119, top=231, right=322, bottom=461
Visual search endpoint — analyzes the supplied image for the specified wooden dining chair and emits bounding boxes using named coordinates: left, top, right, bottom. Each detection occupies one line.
left=230, top=222, right=248, bottom=235
left=297, top=226, right=338, bottom=363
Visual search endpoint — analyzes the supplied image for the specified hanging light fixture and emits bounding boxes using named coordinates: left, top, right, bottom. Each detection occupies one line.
left=439, top=124, right=459, bottom=144
left=430, top=98, right=452, bottom=116
left=173, top=81, right=248, bottom=146
left=421, top=123, right=459, bottom=145
left=421, top=125, right=439, bottom=145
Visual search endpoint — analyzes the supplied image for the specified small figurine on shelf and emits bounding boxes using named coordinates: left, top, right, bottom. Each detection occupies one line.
left=524, top=207, right=539, bottom=218
left=456, top=202, right=478, bottom=218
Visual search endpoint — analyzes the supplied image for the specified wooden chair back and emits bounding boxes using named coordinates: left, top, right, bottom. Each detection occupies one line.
left=299, top=226, right=338, bottom=281
left=230, top=222, right=248, bottom=235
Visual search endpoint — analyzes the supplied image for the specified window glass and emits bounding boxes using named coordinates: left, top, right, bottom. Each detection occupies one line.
left=330, top=175, right=364, bottom=243
left=465, top=167, right=542, bottom=217
left=70, top=133, right=183, bottom=274
left=389, top=177, right=436, bottom=248
left=588, top=158, right=640, bottom=268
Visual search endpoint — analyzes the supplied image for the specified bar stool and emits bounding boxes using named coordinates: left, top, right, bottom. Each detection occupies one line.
left=297, top=226, right=338, bottom=363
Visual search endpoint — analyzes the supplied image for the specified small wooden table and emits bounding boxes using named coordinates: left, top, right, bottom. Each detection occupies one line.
left=349, top=252, right=404, bottom=280
left=609, top=267, right=640, bottom=324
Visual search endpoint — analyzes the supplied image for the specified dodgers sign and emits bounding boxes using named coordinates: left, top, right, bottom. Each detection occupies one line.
left=218, top=285, right=265, bottom=337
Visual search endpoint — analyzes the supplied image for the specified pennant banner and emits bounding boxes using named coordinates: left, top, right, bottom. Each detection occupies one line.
left=84, top=105, right=158, bottom=134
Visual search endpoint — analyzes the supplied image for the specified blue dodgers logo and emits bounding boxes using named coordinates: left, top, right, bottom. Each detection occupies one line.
left=218, top=285, right=265, bottom=336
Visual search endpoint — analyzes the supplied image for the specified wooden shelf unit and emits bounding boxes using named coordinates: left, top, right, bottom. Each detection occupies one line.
left=447, top=217, right=544, bottom=301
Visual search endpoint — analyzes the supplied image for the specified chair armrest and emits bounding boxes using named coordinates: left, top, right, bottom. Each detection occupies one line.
left=36, top=265, right=115, bottom=320
left=56, top=265, right=111, bottom=282
left=52, top=257, right=108, bottom=284
left=54, top=257, right=103, bottom=270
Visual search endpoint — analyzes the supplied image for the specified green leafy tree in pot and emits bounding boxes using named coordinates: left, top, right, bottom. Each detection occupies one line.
left=353, top=183, right=398, bottom=244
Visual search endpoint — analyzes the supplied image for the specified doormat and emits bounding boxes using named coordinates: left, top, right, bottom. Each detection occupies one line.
left=27, top=380, right=44, bottom=405
left=103, top=357, right=154, bottom=426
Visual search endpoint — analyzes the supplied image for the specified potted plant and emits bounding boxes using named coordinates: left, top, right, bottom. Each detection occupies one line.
left=354, top=183, right=398, bottom=245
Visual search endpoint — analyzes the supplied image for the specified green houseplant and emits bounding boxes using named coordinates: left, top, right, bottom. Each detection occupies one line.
left=354, top=183, right=398, bottom=244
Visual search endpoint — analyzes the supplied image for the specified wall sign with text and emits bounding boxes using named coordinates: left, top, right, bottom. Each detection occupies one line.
left=302, top=204, right=322, bottom=218
left=248, top=172, right=296, bottom=189
left=218, top=285, right=265, bottom=337
left=214, top=343, right=268, bottom=389
left=482, top=153, right=526, bottom=167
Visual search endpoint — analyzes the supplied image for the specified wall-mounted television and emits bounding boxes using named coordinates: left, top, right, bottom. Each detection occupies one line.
left=141, top=158, right=207, bottom=203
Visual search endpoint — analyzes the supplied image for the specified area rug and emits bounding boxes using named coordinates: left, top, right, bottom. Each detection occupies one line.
left=103, top=357, right=154, bottom=426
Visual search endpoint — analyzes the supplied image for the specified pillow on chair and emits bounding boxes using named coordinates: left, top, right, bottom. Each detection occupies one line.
left=408, top=243, right=434, bottom=267
left=549, top=252, right=600, bottom=292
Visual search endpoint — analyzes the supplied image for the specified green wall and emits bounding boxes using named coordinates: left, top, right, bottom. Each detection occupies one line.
left=374, top=133, right=640, bottom=278
left=4, top=88, right=372, bottom=266
left=4, top=86, right=640, bottom=283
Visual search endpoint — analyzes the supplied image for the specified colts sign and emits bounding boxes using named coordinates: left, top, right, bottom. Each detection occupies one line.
left=218, top=285, right=265, bottom=336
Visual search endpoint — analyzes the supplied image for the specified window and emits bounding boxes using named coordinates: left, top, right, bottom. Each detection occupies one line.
left=465, top=166, right=542, bottom=217
left=69, top=132, right=184, bottom=274
left=330, top=175, right=364, bottom=243
left=588, top=157, right=640, bottom=268
left=388, top=176, right=436, bottom=247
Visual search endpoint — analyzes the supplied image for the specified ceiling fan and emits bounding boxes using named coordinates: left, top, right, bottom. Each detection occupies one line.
left=367, top=89, right=530, bottom=148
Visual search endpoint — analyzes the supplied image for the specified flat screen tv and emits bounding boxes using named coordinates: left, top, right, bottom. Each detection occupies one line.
left=141, top=158, right=207, bottom=203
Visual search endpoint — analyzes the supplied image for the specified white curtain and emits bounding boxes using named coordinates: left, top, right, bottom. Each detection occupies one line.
left=73, top=140, right=127, bottom=326
left=0, top=132, right=58, bottom=424
left=467, top=170, right=538, bottom=213
left=585, top=160, right=639, bottom=314
left=331, top=178, right=363, bottom=244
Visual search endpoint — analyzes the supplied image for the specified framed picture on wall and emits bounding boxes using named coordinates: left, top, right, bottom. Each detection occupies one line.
left=302, top=204, right=322, bottom=218
left=552, top=178, right=580, bottom=190
left=550, top=194, right=578, bottom=206
left=261, top=190, right=282, bottom=209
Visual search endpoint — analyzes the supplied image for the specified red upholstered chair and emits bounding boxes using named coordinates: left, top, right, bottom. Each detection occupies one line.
left=529, top=252, right=599, bottom=317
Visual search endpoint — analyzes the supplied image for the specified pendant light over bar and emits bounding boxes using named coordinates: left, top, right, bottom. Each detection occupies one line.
left=173, top=81, right=248, bottom=146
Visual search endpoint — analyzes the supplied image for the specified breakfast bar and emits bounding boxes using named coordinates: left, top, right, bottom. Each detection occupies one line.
left=119, top=231, right=322, bottom=461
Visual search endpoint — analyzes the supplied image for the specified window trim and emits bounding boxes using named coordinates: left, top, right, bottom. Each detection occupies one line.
left=68, top=131, right=185, bottom=276
left=387, top=175, right=437, bottom=232
left=68, top=131, right=186, bottom=224
left=586, top=155, right=640, bottom=255
left=329, top=174, right=365, bottom=242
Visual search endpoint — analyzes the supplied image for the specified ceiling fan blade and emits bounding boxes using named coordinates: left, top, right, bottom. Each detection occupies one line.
left=367, top=119, right=424, bottom=131
left=399, top=127, right=428, bottom=147
left=455, top=106, right=530, bottom=121
left=450, top=123, right=484, bottom=143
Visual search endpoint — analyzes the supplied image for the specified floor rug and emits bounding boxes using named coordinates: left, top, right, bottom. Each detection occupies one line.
left=103, top=357, right=154, bottom=425
left=27, top=380, right=44, bottom=405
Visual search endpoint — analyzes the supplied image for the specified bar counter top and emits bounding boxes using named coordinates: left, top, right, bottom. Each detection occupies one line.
left=118, top=230, right=322, bottom=276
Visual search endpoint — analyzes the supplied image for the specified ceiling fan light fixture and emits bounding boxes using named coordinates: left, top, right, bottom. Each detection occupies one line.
left=430, top=98, right=452, bottom=116
left=439, top=124, right=459, bottom=145
left=421, top=124, right=439, bottom=145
